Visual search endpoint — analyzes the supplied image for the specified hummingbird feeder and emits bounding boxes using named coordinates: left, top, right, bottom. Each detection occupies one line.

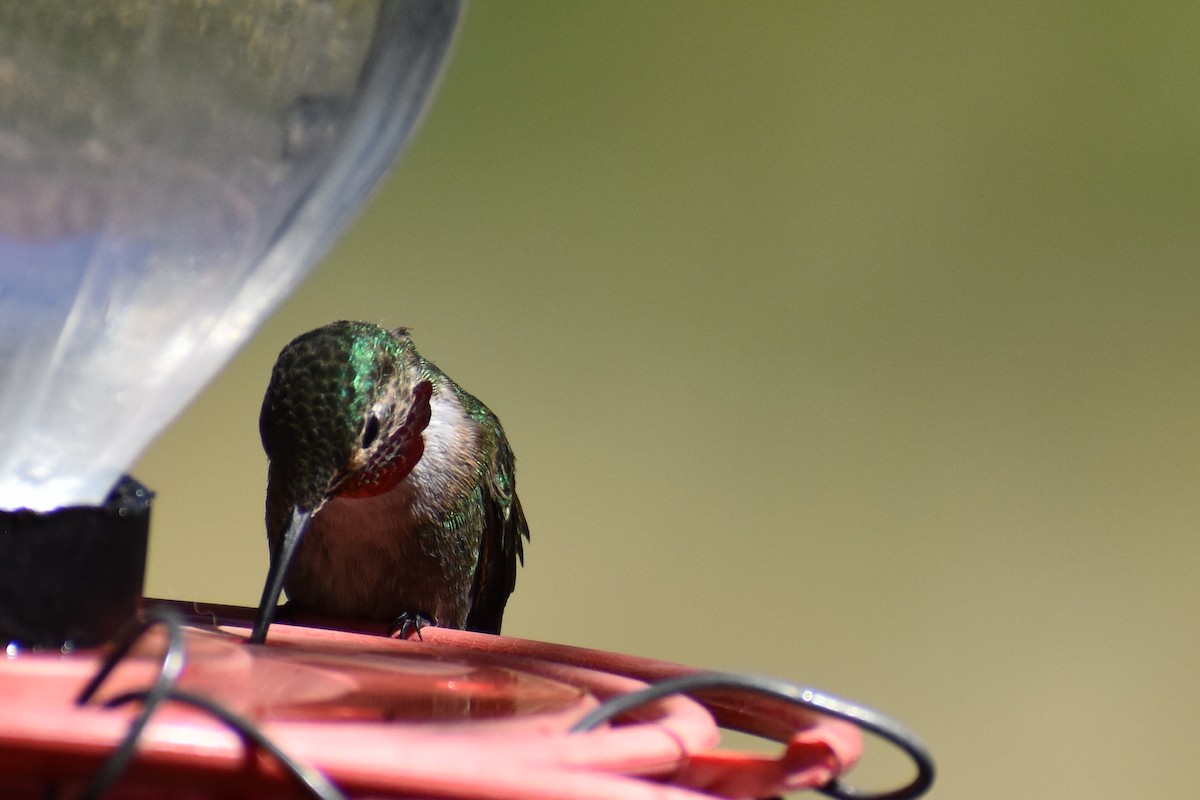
left=0, top=3, right=933, bottom=798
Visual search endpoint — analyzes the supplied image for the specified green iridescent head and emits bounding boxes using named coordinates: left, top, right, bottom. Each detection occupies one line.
left=259, top=321, right=431, bottom=511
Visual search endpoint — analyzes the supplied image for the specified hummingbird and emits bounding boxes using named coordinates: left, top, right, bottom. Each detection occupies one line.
left=249, top=321, right=528, bottom=644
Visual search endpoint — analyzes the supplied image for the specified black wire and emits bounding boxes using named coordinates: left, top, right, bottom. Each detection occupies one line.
left=569, top=671, right=935, bottom=800
left=74, top=608, right=187, bottom=800
left=100, top=688, right=348, bottom=800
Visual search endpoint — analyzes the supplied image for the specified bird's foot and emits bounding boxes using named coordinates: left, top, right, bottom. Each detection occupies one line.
left=389, top=611, right=437, bottom=641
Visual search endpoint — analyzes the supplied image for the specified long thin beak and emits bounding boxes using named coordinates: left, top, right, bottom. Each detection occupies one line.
left=249, top=506, right=313, bottom=644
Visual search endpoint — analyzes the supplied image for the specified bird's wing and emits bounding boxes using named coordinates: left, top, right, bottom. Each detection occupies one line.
left=464, top=421, right=529, bottom=635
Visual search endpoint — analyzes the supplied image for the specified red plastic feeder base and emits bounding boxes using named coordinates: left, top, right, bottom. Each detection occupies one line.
left=0, top=599, right=870, bottom=799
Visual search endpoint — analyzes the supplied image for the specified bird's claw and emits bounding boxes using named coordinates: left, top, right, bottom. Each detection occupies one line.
left=390, top=611, right=436, bottom=641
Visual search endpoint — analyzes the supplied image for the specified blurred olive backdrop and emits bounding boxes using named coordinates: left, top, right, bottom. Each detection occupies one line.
left=136, top=3, right=1198, bottom=798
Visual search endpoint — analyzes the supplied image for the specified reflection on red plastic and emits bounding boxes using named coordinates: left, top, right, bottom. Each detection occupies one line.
left=249, top=646, right=591, bottom=723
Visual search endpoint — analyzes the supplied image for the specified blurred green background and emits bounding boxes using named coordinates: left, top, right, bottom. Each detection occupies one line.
left=136, top=3, right=1199, bottom=798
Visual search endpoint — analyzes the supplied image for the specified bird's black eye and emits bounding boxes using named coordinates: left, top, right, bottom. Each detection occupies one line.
left=361, top=414, right=380, bottom=448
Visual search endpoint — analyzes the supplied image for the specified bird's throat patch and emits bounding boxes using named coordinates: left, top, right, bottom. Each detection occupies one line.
left=339, top=380, right=433, bottom=499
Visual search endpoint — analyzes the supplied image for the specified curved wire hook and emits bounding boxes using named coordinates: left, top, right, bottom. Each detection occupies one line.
left=569, top=670, right=935, bottom=800
left=101, top=687, right=348, bottom=800
left=74, top=607, right=346, bottom=800
left=74, top=607, right=188, bottom=800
